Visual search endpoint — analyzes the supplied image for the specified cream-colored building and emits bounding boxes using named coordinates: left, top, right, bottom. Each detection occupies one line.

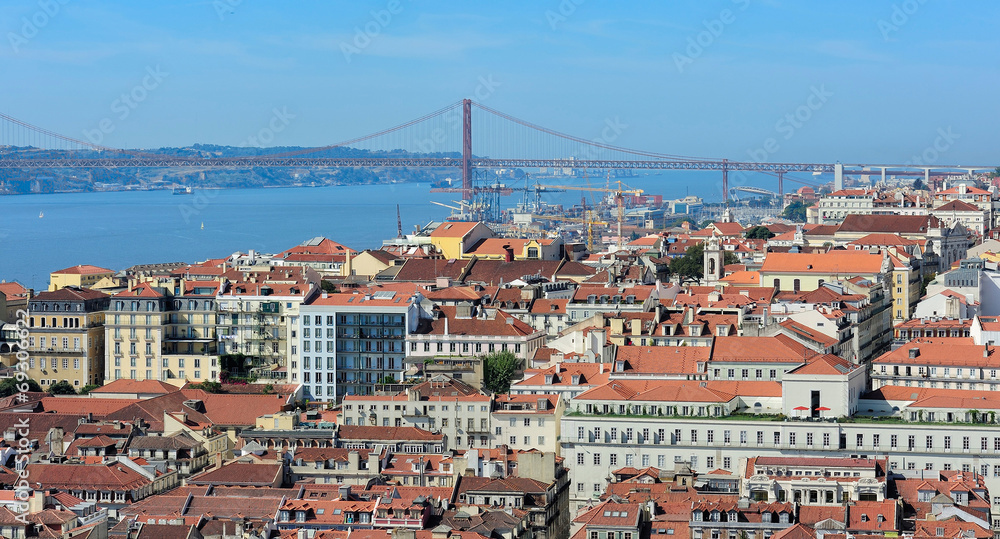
left=27, top=286, right=110, bottom=389
left=491, top=394, right=563, bottom=454
left=105, top=281, right=221, bottom=386
left=759, top=251, right=888, bottom=293
left=49, top=264, right=115, bottom=291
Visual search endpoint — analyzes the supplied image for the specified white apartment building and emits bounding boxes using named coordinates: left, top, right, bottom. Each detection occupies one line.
left=296, top=290, right=423, bottom=401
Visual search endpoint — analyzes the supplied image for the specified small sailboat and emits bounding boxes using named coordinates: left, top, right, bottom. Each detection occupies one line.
left=38, top=211, right=43, bottom=218
left=200, top=222, right=204, bottom=230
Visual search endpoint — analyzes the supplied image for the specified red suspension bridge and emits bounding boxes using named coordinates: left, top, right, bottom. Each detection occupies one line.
left=0, top=99, right=991, bottom=202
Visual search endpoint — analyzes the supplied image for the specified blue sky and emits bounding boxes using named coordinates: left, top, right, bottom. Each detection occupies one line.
left=4, top=0, right=998, bottom=164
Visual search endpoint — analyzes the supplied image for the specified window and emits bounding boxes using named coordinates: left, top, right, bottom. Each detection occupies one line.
left=823, top=433, right=830, bottom=446
left=926, top=435, right=933, bottom=449
left=593, top=454, right=601, bottom=466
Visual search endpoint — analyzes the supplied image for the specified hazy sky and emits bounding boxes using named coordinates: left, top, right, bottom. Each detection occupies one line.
left=4, top=0, right=998, bottom=164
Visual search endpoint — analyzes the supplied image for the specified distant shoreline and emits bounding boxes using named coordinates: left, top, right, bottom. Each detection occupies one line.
left=0, top=178, right=424, bottom=197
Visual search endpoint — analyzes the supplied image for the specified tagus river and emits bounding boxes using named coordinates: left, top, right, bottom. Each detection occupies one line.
left=0, top=172, right=735, bottom=291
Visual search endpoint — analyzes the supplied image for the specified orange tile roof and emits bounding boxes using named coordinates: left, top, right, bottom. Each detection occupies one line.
left=573, top=501, right=642, bottom=527
left=848, top=233, right=920, bottom=247
left=711, top=334, right=816, bottom=363
left=528, top=298, right=568, bottom=314
left=575, top=379, right=736, bottom=403
left=465, top=238, right=532, bottom=256
left=420, top=305, right=538, bottom=337
left=0, top=281, right=29, bottom=298
left=90, top=378, right=178, bottom=395
left=51, top=264, right=113, bottom=275
left=787, top=354, right=859, bottom=376
left=874, top=338, right=998, bottom=368
left=429, top=221, right=484, bottom=238
left=761, top=251, right=885, bottom=274
left=613, top=346, right=710, bottom=375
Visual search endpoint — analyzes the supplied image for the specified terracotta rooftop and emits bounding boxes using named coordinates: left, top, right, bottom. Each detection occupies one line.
left=51, top=264, right=113, bottom=275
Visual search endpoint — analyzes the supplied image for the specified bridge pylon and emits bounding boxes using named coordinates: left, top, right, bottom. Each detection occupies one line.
left=462, top=99, right=473, bottom=201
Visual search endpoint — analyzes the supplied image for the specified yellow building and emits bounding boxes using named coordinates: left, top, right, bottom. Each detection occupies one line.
left=49, top=264, right=115, bottom=291
left=348, top=250, right=400, bottom=279
left=428, top=222, right=494, bottom=260
left=27, top=286, right=110, bottom=389
left=759, top=251, right=888, bottom=293
left=461, top=237, right=564, bottom=261
left=105, top=281, right=220, bottom=386
left=887, top=251, right=921, bottom=324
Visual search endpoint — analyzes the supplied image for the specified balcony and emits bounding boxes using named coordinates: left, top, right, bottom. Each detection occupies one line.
left=373, top=517, right=422, bottom=529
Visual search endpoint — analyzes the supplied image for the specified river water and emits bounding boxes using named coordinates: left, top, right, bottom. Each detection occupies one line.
left=0, top=170, right=759, bottom=291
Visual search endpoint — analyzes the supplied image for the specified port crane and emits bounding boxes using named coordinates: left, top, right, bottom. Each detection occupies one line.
left=536, top=181, right=643, bottom=250
left=530, top=214, right=608, bottom=252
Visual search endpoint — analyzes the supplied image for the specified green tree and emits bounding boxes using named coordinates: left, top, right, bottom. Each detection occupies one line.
left=196, top=381, right=224, bottom=393
left=0, top=378, right=41, bottom=397
left=78, top=384, right=100, bottom=395
left=669, top=243, right=740, bottom=281
left=482, top=350, right=523, bottom=395
left=262, top=383, right=274, bottom=394
left=320, top=280, right=338, bottom=293
left=744, top=226, right=775, bottom=240
left=913, top=177, right=924, bottom=190
left=781, top=201, right=808, bottom=222
left=47, top=380, right=77, bottom=395
left=920, top=273, right=936, bottom=298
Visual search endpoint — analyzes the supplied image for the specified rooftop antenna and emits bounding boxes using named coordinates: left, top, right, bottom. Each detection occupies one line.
left=396, top=204, right=403, bottom=239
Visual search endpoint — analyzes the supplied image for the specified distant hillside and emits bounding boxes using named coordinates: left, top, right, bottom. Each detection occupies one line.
left=0, top=144, right=461, bottom=194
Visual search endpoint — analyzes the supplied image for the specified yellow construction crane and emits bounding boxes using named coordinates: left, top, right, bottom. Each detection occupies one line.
left=538, top=181, right=643, bottom=250
left=531, top=214, right=608, bottom=252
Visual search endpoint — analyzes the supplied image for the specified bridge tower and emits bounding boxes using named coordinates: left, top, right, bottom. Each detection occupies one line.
left=777, top=171, right=784, bottom=206
left=462, top=99, right=473, bottom=201
left=721, top=159, right=729, bottom=206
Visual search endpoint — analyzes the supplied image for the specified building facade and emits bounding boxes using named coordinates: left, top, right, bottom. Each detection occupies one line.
left=27, top=287, right=110, bottom=389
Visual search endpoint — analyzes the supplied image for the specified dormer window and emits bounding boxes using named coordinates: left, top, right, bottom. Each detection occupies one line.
left=572, top=374, right=581, bottom=384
